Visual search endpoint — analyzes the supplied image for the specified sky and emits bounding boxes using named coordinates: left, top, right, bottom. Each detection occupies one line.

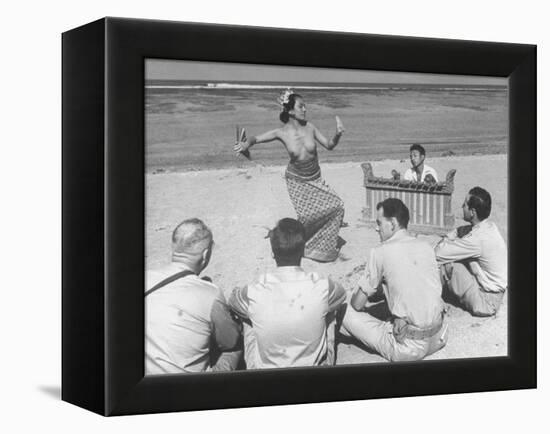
left=145, top=59, right=507, bottom=86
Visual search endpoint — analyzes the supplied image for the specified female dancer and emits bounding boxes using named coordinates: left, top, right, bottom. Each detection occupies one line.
left=234, top=89, right=346, bottom=262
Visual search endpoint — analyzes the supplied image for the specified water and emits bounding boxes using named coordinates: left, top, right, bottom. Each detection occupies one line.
left=145, top=80, right=508, bottom=172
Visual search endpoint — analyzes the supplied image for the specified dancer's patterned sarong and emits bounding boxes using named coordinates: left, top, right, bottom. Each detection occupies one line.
left=285, top=156, right=345, bottom=262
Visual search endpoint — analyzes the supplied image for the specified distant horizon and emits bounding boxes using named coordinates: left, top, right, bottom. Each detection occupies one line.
left=146, top=59, right=507, bottom=86
left=145, top=78, right=506, bottom=88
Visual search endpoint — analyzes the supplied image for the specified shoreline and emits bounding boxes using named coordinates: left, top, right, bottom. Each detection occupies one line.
left=147, top=151, right=508, bottom=176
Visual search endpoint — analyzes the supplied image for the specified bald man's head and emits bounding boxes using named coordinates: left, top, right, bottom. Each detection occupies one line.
left=172, top=218, right=213, bottom=257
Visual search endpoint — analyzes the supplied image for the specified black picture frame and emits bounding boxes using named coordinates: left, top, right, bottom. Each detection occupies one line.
left=62, top=17, right=536, bottom=416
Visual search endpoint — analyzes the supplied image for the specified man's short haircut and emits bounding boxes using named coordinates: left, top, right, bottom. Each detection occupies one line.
left=409, top=143, right=426, bottom=156
left=270, top=218, right=306, bottom=262
left=172, top=218, right=213, bottom=255
left=376, top=198, right=410, bottom=229
left=467, top=186, right=492, bottom=220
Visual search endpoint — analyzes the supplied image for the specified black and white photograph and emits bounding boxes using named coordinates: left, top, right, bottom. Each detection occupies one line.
left=5, top=0, right=544, bottom=430
left=144, top=59, right=509, bottom=372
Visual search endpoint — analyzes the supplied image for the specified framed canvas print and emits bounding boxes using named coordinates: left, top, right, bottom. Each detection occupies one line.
left=62, top=17, right=536, bottom=416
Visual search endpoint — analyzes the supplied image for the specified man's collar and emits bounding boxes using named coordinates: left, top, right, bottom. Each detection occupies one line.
left=168, top=261, right=195, bottom=273
left=383, top=228, right=409, bottom=244
left=274, top=265, right=303, bottom=273
left=472, top=219, right=490, bottom=230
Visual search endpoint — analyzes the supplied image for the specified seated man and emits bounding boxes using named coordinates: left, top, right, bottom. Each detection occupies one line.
left=145, top=218, right=241, bottom=374
left=341, top=198, right=447, bottom=362
left=435, top=187, right=507, bottom=316
left=403, top=143, right=439, bottom=183
left=229, top=218, right=346, bottom=369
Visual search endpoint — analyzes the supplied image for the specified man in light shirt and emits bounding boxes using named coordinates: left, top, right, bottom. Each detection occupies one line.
left=403, top=144, right=439, bottom=183
left=229, top=218, right=346, bottom=369
left=435, top=187, right=507, bottom=316
left=145, top=218, right=241, bottom=374
left=341, top=198, right=447, bottom=362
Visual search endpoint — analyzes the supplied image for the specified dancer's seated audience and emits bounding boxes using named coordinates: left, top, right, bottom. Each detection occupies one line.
left=229, top=218, right=345, bottom=368
left=145, top=218, right=241, bottom=374
left=341, top=198, right=448, bottom=362
left=435, top=187, right=507, bottom=316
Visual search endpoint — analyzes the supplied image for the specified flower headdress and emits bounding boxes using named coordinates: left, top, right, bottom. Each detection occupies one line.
left=277, top=88, right=295, bottom=109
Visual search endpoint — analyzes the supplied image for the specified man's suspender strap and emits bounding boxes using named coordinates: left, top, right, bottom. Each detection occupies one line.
left=144, top=270, right=196, bottom=297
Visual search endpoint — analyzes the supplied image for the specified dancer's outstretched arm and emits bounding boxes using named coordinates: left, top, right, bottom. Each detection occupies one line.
left=233, top=129, right=280, bottom=156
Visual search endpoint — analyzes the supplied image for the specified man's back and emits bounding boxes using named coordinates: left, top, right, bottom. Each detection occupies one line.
left=145, top=264, right=234, bottom=374
left=374, top=232, right=444, bottom=328
left=474, top=221, right=507, bottom=291
left=230, top=266, right=344, bottom=369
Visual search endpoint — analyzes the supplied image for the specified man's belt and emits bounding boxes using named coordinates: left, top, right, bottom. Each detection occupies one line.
left=392, top=314, right=444, bottom=344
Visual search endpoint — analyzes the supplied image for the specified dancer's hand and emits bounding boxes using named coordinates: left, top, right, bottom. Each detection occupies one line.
left=335, top=116, right=345, bottom=136
left=233, top=140, right=251, bottom=159
left=233, top=140, right=248, bottom=156
left=234, top=126, right=249, bottom=157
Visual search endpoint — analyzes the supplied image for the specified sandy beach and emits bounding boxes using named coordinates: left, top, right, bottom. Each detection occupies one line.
left=146, top=153, right=508, bottom=364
